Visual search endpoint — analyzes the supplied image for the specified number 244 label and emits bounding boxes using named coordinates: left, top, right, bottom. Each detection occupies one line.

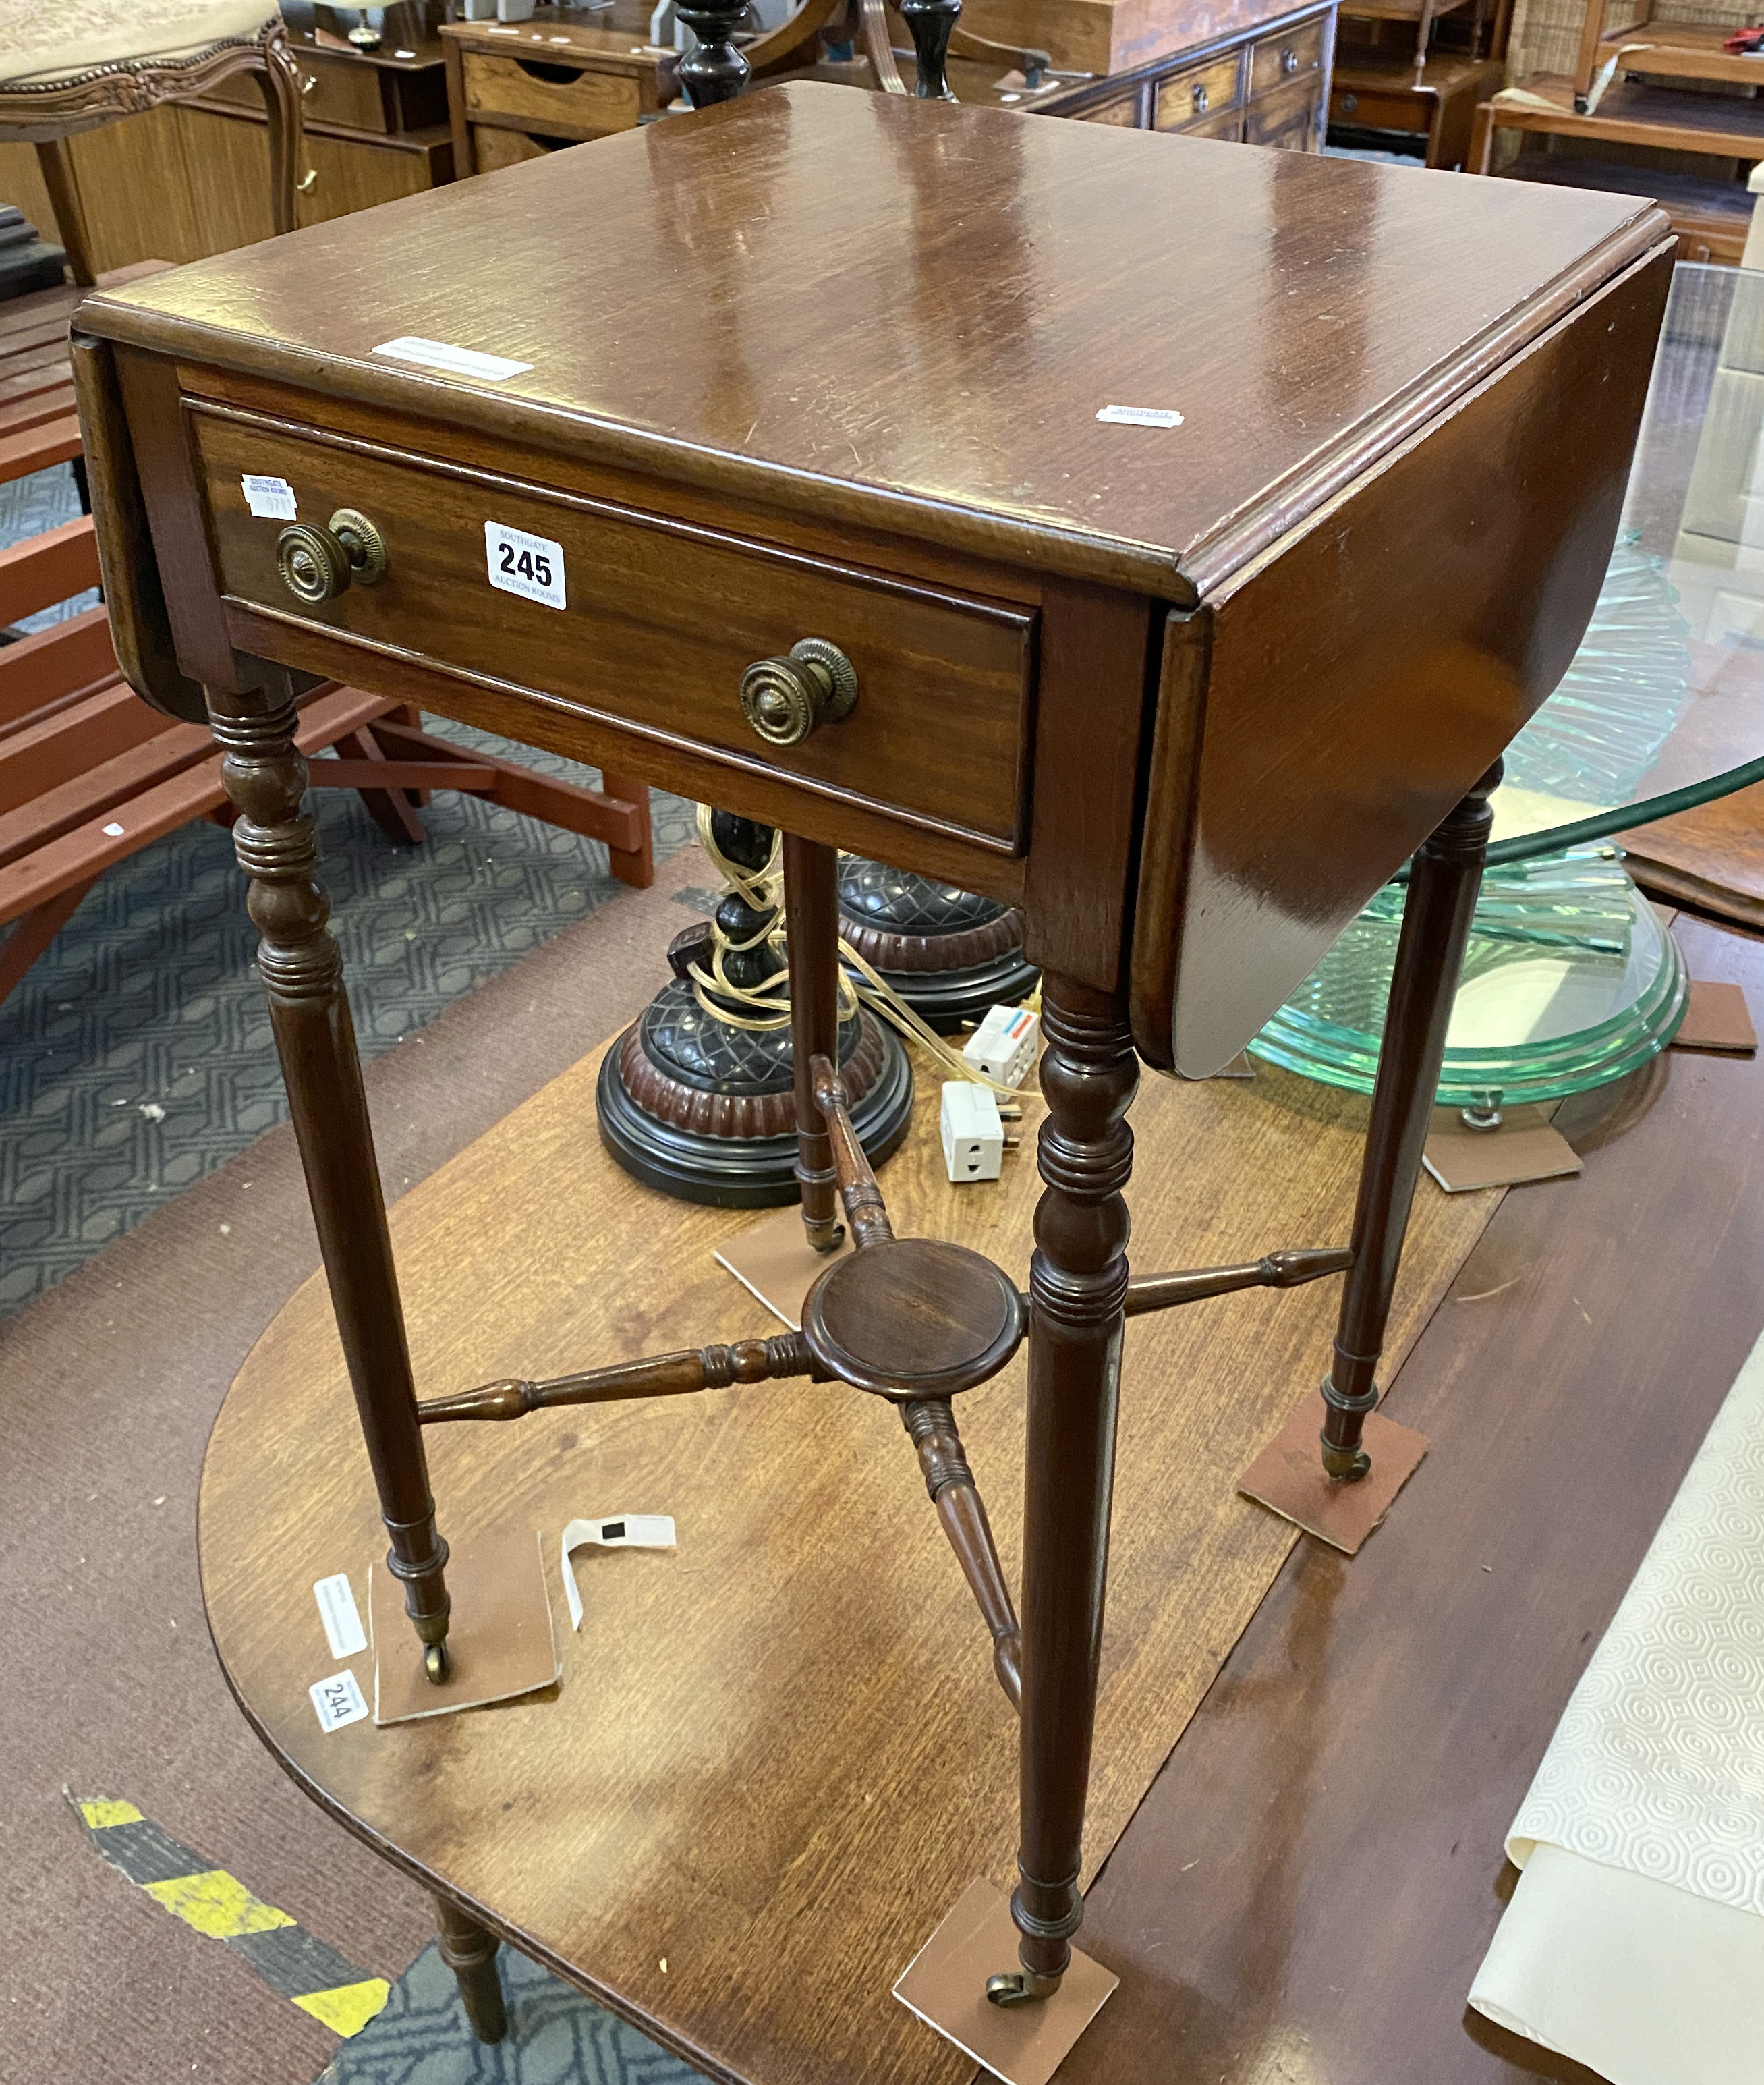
left=484, top=520, right=566, bottom=611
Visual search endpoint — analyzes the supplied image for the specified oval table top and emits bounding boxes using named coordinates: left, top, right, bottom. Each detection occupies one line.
left=198, top=1038, right=1499, bottom=2085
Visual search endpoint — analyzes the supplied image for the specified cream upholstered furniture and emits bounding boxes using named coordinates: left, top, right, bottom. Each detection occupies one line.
left=0, top=0, right=302, bottom=285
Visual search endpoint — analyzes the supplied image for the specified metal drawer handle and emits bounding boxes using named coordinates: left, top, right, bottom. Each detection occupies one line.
left=274, top=508, right=387, bottom=605
left=739, top=638, right=857, bottom=748
left=1281, top=45, right=1301, bottom=71
left=1192, top=81, right=1208, bottom=112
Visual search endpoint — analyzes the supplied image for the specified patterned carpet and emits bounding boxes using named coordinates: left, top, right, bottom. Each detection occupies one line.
left=319, top=1947, right=698, bottom=2085
left=0, top=464, right=698, bottom=1317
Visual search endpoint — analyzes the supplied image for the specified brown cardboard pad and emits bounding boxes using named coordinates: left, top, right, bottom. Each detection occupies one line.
left=1237, top=1393, right=1428, bottom=1555
left=893, top=1881, right=1118, bottom=2085
left=1423, top=1105, right=1581, bottom=1193
left=714, top=1202, right=852, bottom=1328
left=372, top=1525, right=558, bottom=1725
left=1673, top=979, right=1757, bottom=1055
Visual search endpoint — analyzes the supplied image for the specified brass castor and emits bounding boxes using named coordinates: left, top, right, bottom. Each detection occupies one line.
left=986, top=1968, right=1064, bottom=2007
left=424, top=1640, right=451, bottom=1684
left=1320, top=1437, right=1373, bottom=1483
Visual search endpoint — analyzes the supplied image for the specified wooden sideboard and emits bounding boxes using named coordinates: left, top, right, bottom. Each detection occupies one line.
left=1034, top=0, right=1333, bottom=143
left=0, top=2, right=454, bottom=278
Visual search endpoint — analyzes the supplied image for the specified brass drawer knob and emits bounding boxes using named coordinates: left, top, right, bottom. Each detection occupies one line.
left=274, top=508, right=387, bottom=604
left=1281, top=44, right=1301, bottom=71
left=739, top=638, right=857, bottom=748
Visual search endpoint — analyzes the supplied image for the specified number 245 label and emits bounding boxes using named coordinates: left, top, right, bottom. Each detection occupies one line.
left=484, top=520, right=566, bottom=611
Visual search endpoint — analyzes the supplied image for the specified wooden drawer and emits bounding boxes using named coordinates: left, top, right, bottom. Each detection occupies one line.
left=1154, top=53, right=1242, bottom=131
left=192, top=411, right=1037, bottom=850
left=1245, top=74, right=1324, bottom=148
left=1184, top=105, right=1249, bottom=139
left=472, top=124, right=564, bottom=171
left=1250, top=16, right=1326, bottom=96
left=1077, top=87, right=1145, bottom=125
left=461, top=51, right=640, bottom=140
left=1330, top=82, right=1421, bottom=130
left=205, top=53, right=389, bottom=133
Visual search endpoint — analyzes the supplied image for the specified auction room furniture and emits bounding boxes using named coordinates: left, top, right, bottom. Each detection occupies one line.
left=72, top=70, right=1671, bottom=2051
left=0, top=2, right=456, bottom=281
left=1326, top=0, right=1506, bottom=171
left=0, top=0, right=302, bottom=286
left=442, top=0, right=1337, bottom=146
left=1469, top=0, right=1763, bottom=265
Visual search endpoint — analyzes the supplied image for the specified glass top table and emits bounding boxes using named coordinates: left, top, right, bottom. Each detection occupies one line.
left=1254, top=259, right=1764, bottom=1108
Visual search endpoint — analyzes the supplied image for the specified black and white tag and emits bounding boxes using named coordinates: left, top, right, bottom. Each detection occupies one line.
left=309, top=1668, right=369, bottom=1733
left=241, top=474, right=297, bottom=520
left=1095, top=404, right=1184, bottom=428
left=313, top=1572, right=367, bottom=1659
left=484, top=520, right=567, bottom=611
left=559, top=1513, right=676, bottom=1631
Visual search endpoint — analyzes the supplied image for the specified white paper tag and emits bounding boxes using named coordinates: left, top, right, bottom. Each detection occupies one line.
left=309, top=1668, right=369, bottom=1733
left=485, top=520, right=567, bottom=610
left=370, top=335, right=534, bottom=383
left=1096, top=404, right=1185, bottom=428
left=560, top=1514, right=676, bottom=1632
left=313, top=1572, right=368, bottom=1659
left=241, top=473, right=297, bottom=520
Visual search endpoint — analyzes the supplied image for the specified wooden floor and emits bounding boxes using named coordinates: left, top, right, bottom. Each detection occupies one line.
left=1066, top=912, right=1764, bottom=2085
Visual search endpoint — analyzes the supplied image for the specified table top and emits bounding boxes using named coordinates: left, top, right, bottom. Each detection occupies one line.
left=1067, top=911, right=1764, bottom=2085
left=1493, top=262, right=1764, bottom=865
left=81, top=82, right=1662, bottom=601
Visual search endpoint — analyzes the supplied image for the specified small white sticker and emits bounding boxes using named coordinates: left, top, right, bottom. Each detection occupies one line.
left=309, top=1669, right=369, bottom=1733
left=560, top=1514, right=676, bottom=1632
left=102, top=821, right=125, bottom=837
left=241, top=473, right=297, bottom=520
left=1096, top=404, right=1185, bottom=428
left=370, top=336, right=534, bottom=383
left=485, top=520, right=567, bottom=610
left=313, top=1572, right=367, bottom=1659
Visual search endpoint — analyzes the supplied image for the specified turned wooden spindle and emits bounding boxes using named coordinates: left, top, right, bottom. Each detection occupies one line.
left=785, top=837, right=848, bottom=1253
left=417, top=1332, right=816, bottom=1423
left=1121, top=1246, right=1353, bottom=1316
left=809, top=1051, right=894, bottom=1248
left=675, top=0, right=753, bottom=105
left=210, top=687, right=453, bottom=1684
left=433, top=1895, right=506, bottom=2042
left=992, top=973, right=1137, bottom=2008
left=1321, top=762, right=1501, bottom=1482
left=903, top=1397, right=1022, bottom=1708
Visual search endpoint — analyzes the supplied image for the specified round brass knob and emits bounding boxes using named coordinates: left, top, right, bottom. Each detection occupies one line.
left=1281, top=44, right=1300, bottom=70
left=273, top=510, right=388, bottom=605
left=275, top=522, right=351, bottom=604
left=738, top=638, right=858, bottom=748
left=329, top=507, right=387, bottom=586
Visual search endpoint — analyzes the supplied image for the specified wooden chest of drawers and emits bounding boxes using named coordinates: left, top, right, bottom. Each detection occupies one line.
left=1047, top=0, right=1334, bottom=146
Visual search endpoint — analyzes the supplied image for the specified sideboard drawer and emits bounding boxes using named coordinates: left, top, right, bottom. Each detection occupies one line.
left=192, top=411, right=1037, bottom=850
left=1244, top=72, right=1324, bottom=147
left=461, top=50, right=639, bottom=140
left=1249, top=16, right=1326, bottom=94
left=1154, top=53, right=1243, bottom=130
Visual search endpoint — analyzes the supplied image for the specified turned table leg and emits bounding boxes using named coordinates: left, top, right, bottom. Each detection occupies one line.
left=783, top=833, right=846, bottom=1253
left=210, top=688, right=453, bottom=1679
left=992, top=974, right=1137, bottom=2005
left=434, top=1895, right=507, bottom=2042
left=1321, top=760, right=1501, bottom=1480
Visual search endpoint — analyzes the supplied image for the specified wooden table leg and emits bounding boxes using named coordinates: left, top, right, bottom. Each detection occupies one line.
left=1320, top=760, right=1500, bottom=1480
left=992, top=972, right=1137, bottom=2005
left=433, top=1894, right=507, bottom=2042
left=209, top=688, right=453, bottom=1681
left=783, top=832, right=846, bottom=1253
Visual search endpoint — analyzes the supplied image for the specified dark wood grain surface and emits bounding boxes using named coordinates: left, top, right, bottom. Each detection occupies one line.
left=76, top=84, right=1665, bottom=599
left=1066, top=913, right=1764, bottom=2085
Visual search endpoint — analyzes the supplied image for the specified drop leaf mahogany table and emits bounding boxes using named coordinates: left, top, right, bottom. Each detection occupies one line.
left=71, top=81, right=1670, bottom=2047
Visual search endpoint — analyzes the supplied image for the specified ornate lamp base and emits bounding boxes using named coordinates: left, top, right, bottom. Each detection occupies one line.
left=838, top=860, right=1038, bottom=1034
left=597, top=976, right=913, bottom=1205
